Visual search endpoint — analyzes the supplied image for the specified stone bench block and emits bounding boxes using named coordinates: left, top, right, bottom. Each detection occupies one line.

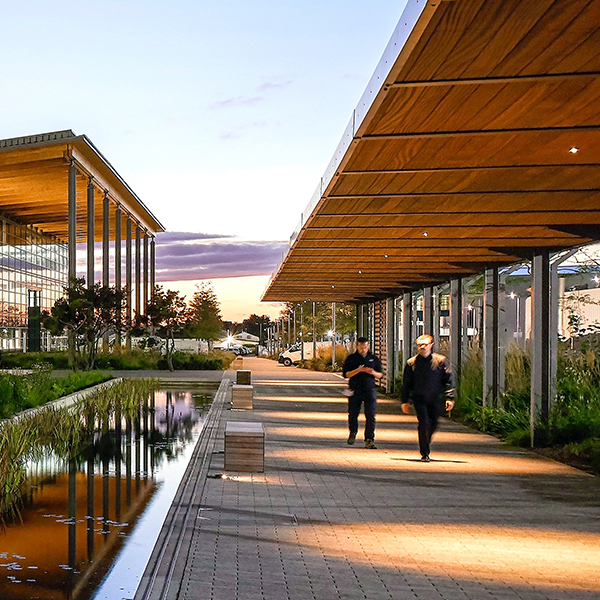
left=236, top=370, right=252, bottom=385
left=225, top=421, right=264, bottom=472
left=232, top=384, right=253, bottom=409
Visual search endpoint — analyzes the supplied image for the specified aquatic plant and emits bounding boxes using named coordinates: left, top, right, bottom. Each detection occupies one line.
left=0, top=378, right=159, bottom=523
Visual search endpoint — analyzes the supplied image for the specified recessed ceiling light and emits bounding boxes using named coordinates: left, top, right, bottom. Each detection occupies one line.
left=423, top=231, right=428, bottom=237
left=358, top=270, right=362, bottom=274
left=331, top=285, right=335, bottom=289
left=384, top=254, right=389, bottom=258
left=569, top=147, right=579, bottom=154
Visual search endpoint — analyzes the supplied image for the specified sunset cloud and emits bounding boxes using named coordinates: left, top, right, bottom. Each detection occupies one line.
left=154, top=231, right=287, bottom=281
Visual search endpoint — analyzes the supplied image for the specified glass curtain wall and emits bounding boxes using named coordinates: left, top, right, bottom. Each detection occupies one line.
left=0, top=214, right=67, bottom=351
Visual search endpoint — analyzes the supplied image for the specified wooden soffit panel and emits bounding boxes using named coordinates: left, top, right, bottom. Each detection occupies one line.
left=0, top=130, right=164, bottom=244
left=263, top=0, right=600, bottom=303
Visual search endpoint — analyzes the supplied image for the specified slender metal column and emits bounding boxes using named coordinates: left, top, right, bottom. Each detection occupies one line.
left=433, top=286, right=441, bottom=343
left=102, top=192, right=110, bottom=287
left=483, top=267, right=500, bottom=407
left=115, top=206, right=122, bottom=346
left=413, top=293, right=420, bottom=341
left=356, top=303, right=362, bottom=338
left=386, top=297, right=396, bottom=393
left=143, top=232, right=149, bottom=317
left=126, top=217, right=132, bottom=349
left=68, top=162, right=77, bottom=282
left=87, top=178, right=95, bottom=286
left=135, top=224, right=141, bottom=320
left=423, top=286, right=434, bottom=335
left=450, top=278, right=463, bottom=386
left=312, top=301, right=316, bottom=357
left=531, top=251, right=551, bottom=446
left=402, top=292, right=413, bottom=364
left=331, top=302, right=336, bottom=367
left=150, top=236, right=156, bottom=298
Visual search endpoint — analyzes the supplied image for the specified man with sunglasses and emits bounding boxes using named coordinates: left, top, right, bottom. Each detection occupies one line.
left=401, top=334, right=455, bottom=462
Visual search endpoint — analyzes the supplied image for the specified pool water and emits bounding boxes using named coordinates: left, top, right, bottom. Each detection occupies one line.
left=0, top=383, right=218, bottom=600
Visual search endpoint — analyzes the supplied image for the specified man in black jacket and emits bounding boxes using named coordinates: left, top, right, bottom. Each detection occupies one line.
left=343, top=337, right=382, bottom=449
left=401, top=334, right=455, bottom=462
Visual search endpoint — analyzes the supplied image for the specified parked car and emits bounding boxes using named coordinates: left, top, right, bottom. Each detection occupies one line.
left=278, top=342, right=329, bottom=366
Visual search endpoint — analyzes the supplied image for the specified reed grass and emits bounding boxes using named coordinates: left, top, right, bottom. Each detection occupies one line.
left=0, top=378, right=159, bottom=523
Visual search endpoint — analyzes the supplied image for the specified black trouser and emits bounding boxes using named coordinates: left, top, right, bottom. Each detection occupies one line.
left=348, top=390, right=377, bottom=440
left=414, top=401, right=442, bottom=457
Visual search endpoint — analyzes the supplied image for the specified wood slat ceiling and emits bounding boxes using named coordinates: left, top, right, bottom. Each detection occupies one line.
left=0, top=131, right=164, bottom=244
left=263, top=0, right=600, bottom=302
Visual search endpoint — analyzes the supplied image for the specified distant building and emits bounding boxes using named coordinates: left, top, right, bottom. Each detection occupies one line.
left=0, top=130, right=164, bottom=351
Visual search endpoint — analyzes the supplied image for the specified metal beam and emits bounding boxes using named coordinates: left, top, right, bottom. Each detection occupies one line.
left=102, top=192, right=110, bottom=287
left=68, top=161, right=77, bottom=282
left=450, top=278, right=463, bottom=385
left=402, top=292, right=412, bottom=365
left=423, top=286, right=434, bottom=336
left=386, top=72, right=600, bottom=89
left=483, top=268, right=500, bottom=407
left=87, top=178, right=95, bottom=286
left=531, top=251, right=551, bottom=446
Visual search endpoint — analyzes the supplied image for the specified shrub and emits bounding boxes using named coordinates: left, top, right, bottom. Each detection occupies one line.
left=0, top=367, right=110, bottom=419
left=300, top=344, right=348, bottom=372
left=155, top=350, right=233, bottom=370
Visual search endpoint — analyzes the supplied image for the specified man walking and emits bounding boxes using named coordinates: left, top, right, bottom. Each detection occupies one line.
left=401, top=334, right=455, bottom=462
left=343, top=337, right=382, bottom=449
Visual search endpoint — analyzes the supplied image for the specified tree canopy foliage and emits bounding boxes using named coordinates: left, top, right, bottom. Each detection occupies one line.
left=144, top=285, right=188, bottom=371
left=42, top=278, right=124, bottom=370
left=185, top=283, right=222, bottom=343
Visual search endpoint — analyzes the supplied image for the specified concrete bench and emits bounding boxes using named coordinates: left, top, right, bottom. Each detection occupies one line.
left=231, top=384, right=253, bottom=409
left=236, top=369, right=252, bottom=385
left=224, top=421, right=264, bottom=472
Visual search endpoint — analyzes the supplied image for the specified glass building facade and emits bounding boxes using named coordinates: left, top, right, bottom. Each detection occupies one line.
left=0, top=213, right=67, bottom=351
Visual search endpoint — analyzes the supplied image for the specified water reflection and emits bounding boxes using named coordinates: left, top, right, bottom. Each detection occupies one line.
left=0, top=384, right=216, bottom=600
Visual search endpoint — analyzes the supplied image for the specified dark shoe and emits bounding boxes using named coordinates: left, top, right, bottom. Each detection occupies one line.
left=365, top=439, right=377, bottom=449
left=420, top=455, right=431, bottom=462
left=347, top=432, right=356, bottom=445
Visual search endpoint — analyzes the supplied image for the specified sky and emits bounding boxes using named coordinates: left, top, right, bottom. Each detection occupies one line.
left=1, top=0, right=409, bottom=321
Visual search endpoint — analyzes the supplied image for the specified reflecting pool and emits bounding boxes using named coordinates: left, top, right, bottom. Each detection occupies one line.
left=0, top=381, right=218, bottom=600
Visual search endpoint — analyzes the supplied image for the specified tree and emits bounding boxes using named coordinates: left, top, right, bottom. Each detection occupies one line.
left=239, top=314, right=272, bottom=343
left=145, top=285, right=188, bottom=371
left=185, top=282, right=222, bottom=344
left=42, top=278, right=125, bottom=371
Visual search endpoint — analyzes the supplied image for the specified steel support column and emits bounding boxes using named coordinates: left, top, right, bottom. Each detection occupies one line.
left=150, top=236, right=156, bottom=298
left=87, top=178, right=95, bottom=286
left=68, top=162, right=77, bottom=282
left=423, top=286, right=434, bottom=336
left=450, top=278, right=463, bottom=386
left=115, top=206, right=122, bottom=346
left=531, top=251, right=551, bottom=446
left=483, top=267, right=500, bottom=407
left=143, top=232, right=149, bottom=317
left=433, top=286, right=441, bottom=343
left=102, top=192, right=110, bottom=287
left=386, top=297, right=396, bottom=392
left=126, top=217, right=132, bottom=349
left=135, top=224, right=141, bottom=320
left=102, top=192, right=110, bottom=348
left=402, top=292, right=413, bottom=364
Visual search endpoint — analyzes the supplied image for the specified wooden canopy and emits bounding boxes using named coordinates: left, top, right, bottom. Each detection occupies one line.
left=0, top=130, right=164, bottom=243
left=263, top=0, right=600, bottom=303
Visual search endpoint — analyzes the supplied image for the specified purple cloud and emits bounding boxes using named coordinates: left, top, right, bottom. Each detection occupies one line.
left=154, top=232, right=287, bottom=281
left=209, top=96, right=264, bottom=110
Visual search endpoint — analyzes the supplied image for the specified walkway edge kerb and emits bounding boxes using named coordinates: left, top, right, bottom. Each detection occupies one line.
left=134, top=370, right=234, bottom=600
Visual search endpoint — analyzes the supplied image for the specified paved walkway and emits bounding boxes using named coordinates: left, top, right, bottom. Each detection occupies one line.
left=136, top=358, right=600, bottom=600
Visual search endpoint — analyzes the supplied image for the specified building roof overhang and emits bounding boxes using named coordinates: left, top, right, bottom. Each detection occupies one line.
left=263, top=0, right=600, bottom=303
left=0, top=130, right=164, bottom=243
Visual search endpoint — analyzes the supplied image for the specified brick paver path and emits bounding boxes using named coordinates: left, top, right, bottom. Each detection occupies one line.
left=147, top=358, right=600, bottom=600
